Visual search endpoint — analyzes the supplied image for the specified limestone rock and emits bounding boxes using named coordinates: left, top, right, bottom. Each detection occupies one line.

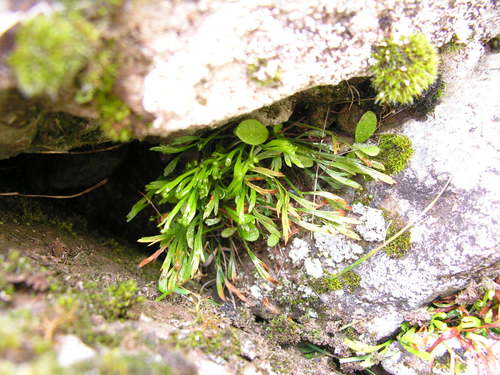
left=0, top=0, right=498, bottom=147
left=321, top=45, right=500, bottom=345
left=56, top=335, right=96, bottom=367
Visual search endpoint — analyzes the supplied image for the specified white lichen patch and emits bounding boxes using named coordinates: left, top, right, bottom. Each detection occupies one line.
left=304, top=258, right=323, bottom=279
left=314, top=232, right=364, bottom=265
left=352, top=203, right=387, bottom=242
left=249, top=285, right=262, bottom=300
left=297, top=285, right=314, bottom=298
left=288, top=238, right=310, bottom=265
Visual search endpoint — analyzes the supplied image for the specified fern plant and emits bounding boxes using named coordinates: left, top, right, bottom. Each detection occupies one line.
left=127, top=118, right=393, bottom=298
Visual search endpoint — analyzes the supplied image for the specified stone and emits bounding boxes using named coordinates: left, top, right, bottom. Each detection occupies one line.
left=56, top=335, right=96, bottom=367
left=352, top=203, right=387, bottom=242
left=1, top=0, right=498, bottom=146
left=321, top=45, right=500, bottom=345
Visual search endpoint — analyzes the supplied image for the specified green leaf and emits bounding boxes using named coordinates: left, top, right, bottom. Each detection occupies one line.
left=151, top=144, right=195, bottom=154
left=221, top=227, right=237, bottom=238
left=238, top=223, right=260, bottom=242
left=343, top=338, right=392, bottom=357
left=169, top=135, right=200, bottom=145
left=352, top=143, right=381, bottom=156
left=205, top=217, right=221, bottom=226
left=163, top=156, right=180, bottom=177
left=235, top=119, right=269, bottom=145
left=355, top=111, right=377, bottom=143
left=186, top=222, right=196, bottom=249
left=127, top=197, right=148, bottom=222
left=460, top=316, right=482, bottom=329
left=267, top=234, right=280, bottom=247
left=215, top=260, right=226, bottom=300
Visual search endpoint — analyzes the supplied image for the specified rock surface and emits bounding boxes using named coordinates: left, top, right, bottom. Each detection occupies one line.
left=0, top=0, right=499, bottom=144
left=322, top=44, right=500, bottom=342
left=129, top=0, right=500, bottom=134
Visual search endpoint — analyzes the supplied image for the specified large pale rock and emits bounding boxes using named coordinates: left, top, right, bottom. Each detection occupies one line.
left=133, top=0, right=499, bottom=134
left=1, top=0, right=499, bottom=140
left=321, top=44, right=500, bottom=343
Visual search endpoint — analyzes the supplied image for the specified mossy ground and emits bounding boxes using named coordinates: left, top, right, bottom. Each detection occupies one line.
left=1, top=198, right=309, bottom=374
left=0, top=249, right=174, bottom=375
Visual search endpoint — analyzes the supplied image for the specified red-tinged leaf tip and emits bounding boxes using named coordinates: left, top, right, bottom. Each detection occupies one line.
left=225, top=280, right=248, bottom=302
left=138, top=247, right=165, bottom=268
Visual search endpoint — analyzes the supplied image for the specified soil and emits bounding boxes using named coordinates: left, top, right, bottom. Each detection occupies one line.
left=0, top=196, right=340, bottom=375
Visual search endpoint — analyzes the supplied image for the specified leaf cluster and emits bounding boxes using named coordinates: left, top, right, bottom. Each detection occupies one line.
left=127, top=118, right=393, bottom=298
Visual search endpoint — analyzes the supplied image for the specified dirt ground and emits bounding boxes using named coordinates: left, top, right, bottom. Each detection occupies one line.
left=0, top=197, right=340, bottom=375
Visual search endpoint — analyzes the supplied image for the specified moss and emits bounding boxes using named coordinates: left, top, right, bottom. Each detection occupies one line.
left=440, top=35, right=467, bottom=54
left=29, top=112, right=106, bottom=153
left=247, top=58, right=282, bottom=87
left=63, top=0, right=125, bottom=18
left=7, top=198, right=83, bottom=237
left=0, top=250, right=55, bottom=300
left=171, top=328, right=241, bottom=360
left=312, top=271, right=361, bottom=294
left=100, top=280, right=145, bottom=319
left=76, top=47, right=133, bottom=142
left=8, top=12, right=99, bottom=98
left=383, top=215, right=412, bottom=258
left=267, top=315, right=302, bottom=345
left=377, top=134, right=414, bottom=175
left=371, top=34, right=439, bottom=105
left=486, top=35, right=500, bottom=52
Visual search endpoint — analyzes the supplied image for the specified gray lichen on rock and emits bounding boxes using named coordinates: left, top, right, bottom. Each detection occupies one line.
left=352, top=203, right=387, bottom=242
left=313, top=232, right=364, bottom=265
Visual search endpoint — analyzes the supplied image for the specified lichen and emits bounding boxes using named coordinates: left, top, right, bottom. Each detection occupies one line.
left=312, top=271, right=361, bottom=294
left=8, top=12, right=99, bottom=98
left=352, top=203, right=387, bottom=242
left=377, top=134, right=414, bottom=175
left=371, top=34, right=439, bottom=105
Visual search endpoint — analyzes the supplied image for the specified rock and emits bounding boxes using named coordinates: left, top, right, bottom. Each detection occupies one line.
left=352, top=203, right=386, bottom=242
left=0, top=0, right=498, bottom=146
left=56, top=335, right=96, bottom=367
left=136, top=0, right=499, bottom=135
left=321, top=45, right=500, bottom=343
left=335, top=103, right=364, bottom=136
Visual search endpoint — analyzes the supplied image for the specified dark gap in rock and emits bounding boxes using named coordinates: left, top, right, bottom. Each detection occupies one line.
left=254, top=315, right=267, bottom=323
left=0, top=141, right=164, bottom=247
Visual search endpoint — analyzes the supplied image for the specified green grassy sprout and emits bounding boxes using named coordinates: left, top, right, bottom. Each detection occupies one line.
left=127, top=119, right=394, bottom=298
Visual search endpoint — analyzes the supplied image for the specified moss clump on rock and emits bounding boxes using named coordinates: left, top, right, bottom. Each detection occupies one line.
left=384, top=218, right=412, bottom=258
left=8, top=12, right=99, bottom=98
left=371, top=34, right=439, bottom=105
left=312, top=271, right=361, bottom=294
left=377, top=134, right=414, bottom=175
